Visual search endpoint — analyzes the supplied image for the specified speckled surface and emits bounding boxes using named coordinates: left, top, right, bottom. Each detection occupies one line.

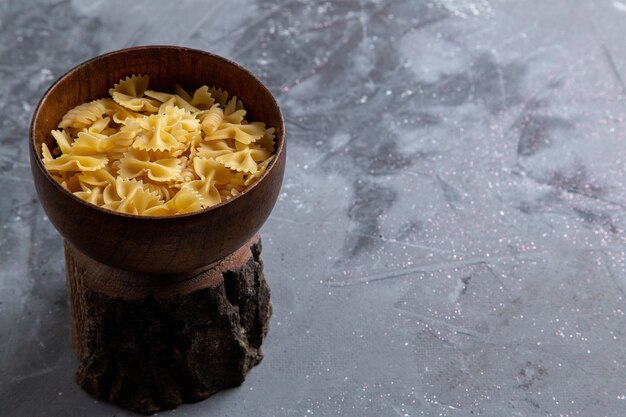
left=2, top=0, right=626, bottom=416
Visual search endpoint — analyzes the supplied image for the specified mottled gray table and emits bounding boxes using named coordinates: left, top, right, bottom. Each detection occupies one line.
left=2, top=0, right=626, bottom=416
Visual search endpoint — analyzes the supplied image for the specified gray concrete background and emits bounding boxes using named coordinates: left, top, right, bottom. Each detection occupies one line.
left=2, top=0, right=626, bottom=416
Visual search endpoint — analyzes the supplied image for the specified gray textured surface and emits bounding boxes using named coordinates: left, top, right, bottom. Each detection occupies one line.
left=1, top=0, right=626, bottom=416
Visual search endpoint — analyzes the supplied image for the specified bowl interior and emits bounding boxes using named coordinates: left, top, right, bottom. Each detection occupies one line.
left=30, top=46, right=285, bottom=274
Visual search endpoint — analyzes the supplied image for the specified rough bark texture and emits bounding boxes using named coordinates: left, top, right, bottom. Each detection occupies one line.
left=64, top=236, right=271, bottom=415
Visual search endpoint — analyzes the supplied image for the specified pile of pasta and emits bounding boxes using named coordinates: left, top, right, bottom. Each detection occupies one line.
left=42, top=75, right=275, bottom=216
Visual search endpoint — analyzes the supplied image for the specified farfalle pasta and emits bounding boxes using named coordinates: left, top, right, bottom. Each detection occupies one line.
left=41, top=75, right=275, bottom=216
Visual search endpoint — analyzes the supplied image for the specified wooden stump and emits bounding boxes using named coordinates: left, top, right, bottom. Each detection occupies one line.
left=64, top=234, right=271, bottom=414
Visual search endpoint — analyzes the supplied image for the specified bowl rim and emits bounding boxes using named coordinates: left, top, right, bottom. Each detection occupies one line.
left=29, top=45, right=285, bottom=220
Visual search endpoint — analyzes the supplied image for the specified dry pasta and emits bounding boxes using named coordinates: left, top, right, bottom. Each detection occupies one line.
left=42, top=75, right=275, bottom=216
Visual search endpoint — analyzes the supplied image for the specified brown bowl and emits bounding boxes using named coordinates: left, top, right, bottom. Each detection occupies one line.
left=29, top=46, right=285, bottom=274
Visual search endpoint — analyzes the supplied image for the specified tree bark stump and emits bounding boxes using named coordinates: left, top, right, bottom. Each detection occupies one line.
left=64, top=234, right=271, bottom=415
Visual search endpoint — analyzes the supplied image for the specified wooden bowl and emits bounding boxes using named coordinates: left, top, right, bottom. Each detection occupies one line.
left=29, top=46, right=285, bottom=274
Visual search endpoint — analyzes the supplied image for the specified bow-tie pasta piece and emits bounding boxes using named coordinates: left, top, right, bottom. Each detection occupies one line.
left=145, top=92, right=199, bottom=113
left=43, top=75, right=276, bottom=216
left=196, top=139, right=235, bottom=159
left=244, top=156, right=274, bottom=186
left=51, top=171, right=81, bottom=193
left=107, top=187, right=164, bottom=216
left=223, top=97, right=246, bottom=124
left=102, top=99, right=143, bottom=125
left=207, top=87, right=229, bottom=107
left=106, top=131, right=137, bottom=162
left=207, top=122, right=265, bottom=145
left=164, top=185, right=205, bottom=214
left=110, top=75, right=160, bottom=112
left=75, top=187, right=104, bottom=206
left=144, top=90, right=173, bottom=103
left=119, top=148, right=183, bottom=182
left=257, top=127, right=276, bottom=153
left=215, top=146, right=270, bottom=174
left=70, top=131, right=117, bottom=155
left=43, top=153, right=108, bottom=172
left=234, top=137, right=273, bottom=155
left=132, top=106, right=199, bottom=152
left=193, top=157, right=233, bottom=184
left=102, top=177, right=164, bottom=215
left=85, top=117, right=113, bottom=135
left=78, top=169, right=116, bottom=189
left=42, top=142, right=108, bottom=172
left=217, top=141, right=272, bottom=174
left=185, top=179, right=222, bottom=207
left=103, top=177, right=141, bottom=205
left=51, top=129, right=73, bottom=154
left=190, top=86, right=216, bottom=110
